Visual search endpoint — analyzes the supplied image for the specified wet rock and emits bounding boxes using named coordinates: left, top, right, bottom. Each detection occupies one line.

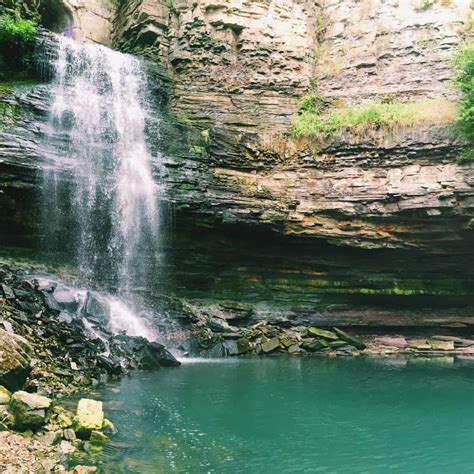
left=72, top=399, right=104, bottom=440
left=10, top=391, right=52, bottom=430
left=409, top=340, right=432, bottom=350
left=300, top=339, right=327, bottom=352
left=53, top=287, right=78, bottom=312
left=42, top=291, right=62, bottom=311
left=133, top=341, right=180, bottom=368
left=208, top=343, right=226, bottom=357
left=374, top=336, right=408, bottom=348
left=429, top=340, right=454, bottom=351
left=261, top=337, right=280, bottom=353
left=334, top=328, right=366, bottom=350
left=0, top=329, right=32, bottom=391
left=102, top=418, right=116, bottom=434
left=0, top=385, right=11, bottom=404
left=90, top=430, right=109, bottom=443
left=71, top=466, right=98, bottom=473
left=237, top=338, right=251, bottom=354
left=288, top=344, right=300, bottom=354
left=307, top=327, right=338, bottom=340
left=328, top=340, right=348, bottom=349
left=222, top=340, right=239, bottom=356
left=84, top=292, right=110, bottom=324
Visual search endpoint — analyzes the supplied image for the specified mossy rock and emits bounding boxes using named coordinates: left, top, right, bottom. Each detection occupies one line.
left=307, top=327, right=338, bottom=340
left=72, top=398, right=104, bottom=440
left=0, top=329, right=32, bottom=391
left=9, top=391, right=52, bottom=431
left=334, top=328, right=366, bottom=350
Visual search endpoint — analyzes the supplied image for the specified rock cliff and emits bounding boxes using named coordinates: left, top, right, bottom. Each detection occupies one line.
left=0, top=0, right=473, bottom=322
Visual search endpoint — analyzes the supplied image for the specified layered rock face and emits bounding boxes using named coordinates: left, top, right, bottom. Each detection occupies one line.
left=0, top=0, right=473, bottom=319
left=109, top=0, right=474, bottom=253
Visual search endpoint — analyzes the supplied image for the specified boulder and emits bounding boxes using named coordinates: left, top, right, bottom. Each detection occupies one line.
left=307, top=327, right=338, bottom=340
left=429, top=340, right=454, bottom=351
left=334, top=328, right=366, bottom=350
left=53, top=287, right=78, bottom=312
left=409, top=339, right=431, bottom=350
left=261, top=337, right=280, bottom=353
left=222, top=340, right=239, bottom=356
left=73, top=399, right=104, bottom=439
left=90, top=430, right=109, bottom=443
left=9, top=391, right=52, bottom=430
left=84, top=292, right=110, bottom=324
left=135, top=341, right=181, bottom=368
left=0, top=385, right=11, bottom=404
left=0, top=329, right=32, bottom=391
left=374, top=336, right=408, bottom=348
left=300, top=339, right=327, bottom=352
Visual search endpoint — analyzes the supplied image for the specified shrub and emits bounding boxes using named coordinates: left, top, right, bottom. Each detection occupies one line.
left=0, top=14, right=36, bottom=47
left=454, top=42, right=474, bottom=159
left=0, top=14, right=37, bottom=78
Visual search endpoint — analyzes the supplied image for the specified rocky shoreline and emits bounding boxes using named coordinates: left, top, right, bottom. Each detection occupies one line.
left=186, top=315, right=474, bottom=360
left=0, top=263, right=180, bottom=472
left=1, top=262, right=473, bottom=471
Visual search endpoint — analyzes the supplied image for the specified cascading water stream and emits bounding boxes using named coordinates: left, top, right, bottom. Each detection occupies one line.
left=42, top=36, right=164, bottom=340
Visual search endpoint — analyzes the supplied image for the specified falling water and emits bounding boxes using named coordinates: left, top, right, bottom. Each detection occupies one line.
left=41, top=37, right=164, bottom=340
left=44, top=37, right=158, bottom=291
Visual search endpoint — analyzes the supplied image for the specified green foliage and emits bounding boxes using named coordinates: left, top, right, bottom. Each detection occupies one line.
left=0, top=14, right=36, bottom=46
left=0, top=14, right=37, bottom=79
left=292, top=94, right=456, bottom=139
left=454, top=42, right=474, bottom=159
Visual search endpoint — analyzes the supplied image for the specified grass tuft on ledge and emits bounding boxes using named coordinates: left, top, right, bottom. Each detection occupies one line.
left=291, top=95, right=457, bottom=139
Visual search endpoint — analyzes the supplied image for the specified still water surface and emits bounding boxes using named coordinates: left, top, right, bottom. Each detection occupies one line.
left=81, top=357, right=473, bottom=473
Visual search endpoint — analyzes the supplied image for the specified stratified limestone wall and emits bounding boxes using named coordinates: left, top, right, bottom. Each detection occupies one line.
left=0, top=0, right=473, bottom=255
left=113, top=0, right=317, bottom=132
left=317, top=0, right=473, bottom=104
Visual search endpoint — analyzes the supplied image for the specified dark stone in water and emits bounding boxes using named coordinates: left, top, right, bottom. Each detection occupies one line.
left=97, top=355, right=122, bottom=375
left=208, top=343, right=226, bottom=357
left=222, top=340, right=239, bottom=356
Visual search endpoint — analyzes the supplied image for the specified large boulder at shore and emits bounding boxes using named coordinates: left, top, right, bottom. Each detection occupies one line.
left=0, top=329, right=33, bottom=391
left=72, top=398, right=104, bottom=439
left=9, top=391, right=52, bottom=430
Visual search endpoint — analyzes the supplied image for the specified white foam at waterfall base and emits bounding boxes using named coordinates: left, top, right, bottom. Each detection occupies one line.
left=104, top=295, right=158, bottom=341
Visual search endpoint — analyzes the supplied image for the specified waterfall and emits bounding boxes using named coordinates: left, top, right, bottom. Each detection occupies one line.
left=41, top=37, right=163, bottom=340
left=44, top=37, right=159, bottom=290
